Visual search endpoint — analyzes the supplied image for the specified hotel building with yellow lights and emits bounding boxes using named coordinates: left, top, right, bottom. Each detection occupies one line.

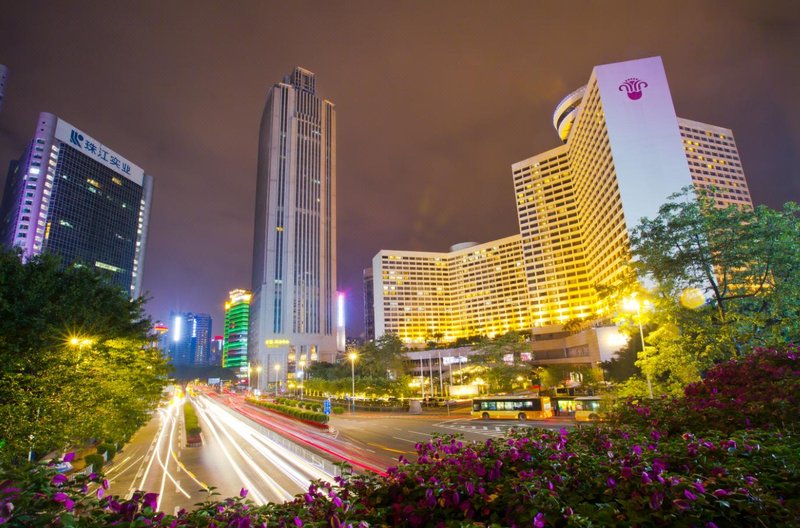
left=513, top=56, right=751, bottom=366
left=372, top=236, right=530, bottom=346
left=370, top=56, right=752, bottom=368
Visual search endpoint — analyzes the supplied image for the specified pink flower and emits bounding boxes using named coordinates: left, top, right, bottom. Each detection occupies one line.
left=533, top=512, right=546, bottom=527
left=143, top=492, right=158, bottom=510
left=52, top=474, right=68, bottom=486
left=96, top=488, right=104, bottom=499
left=62, top=452, right=75, bottom=463
left=240, top=487, right=248, bottom=498
left=102, top=479, right=110, bottom=490
left=294, top=517, right=303, bottom=527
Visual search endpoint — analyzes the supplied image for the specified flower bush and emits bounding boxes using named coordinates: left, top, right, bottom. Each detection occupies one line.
left=611, top=346, right=800, bottom=435
left=1, top=347, right=797, bottom=526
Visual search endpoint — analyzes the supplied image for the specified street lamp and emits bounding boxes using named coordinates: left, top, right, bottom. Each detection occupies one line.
left=298, top=359, right=306, bottom=400
left=274, top=363, right=281, bottom=398
left=348, top=351, right=357, bottom=415
left=256, top=365, right=262, bottom=394
left=622, top=295, right=654, bottom=399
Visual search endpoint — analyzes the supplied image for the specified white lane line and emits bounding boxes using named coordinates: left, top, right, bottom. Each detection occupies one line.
left=132, top=408, right=169, bottom=498
left=408, top=431, right=431, bottom=437
left=391, top=436, right=417, bottom=443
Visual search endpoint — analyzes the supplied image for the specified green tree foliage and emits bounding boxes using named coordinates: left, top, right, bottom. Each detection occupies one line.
left=626, top=187, right=800, bottom=392
left=303, top=335, right=413, bottom=398
left=0, top=251, right=169, bottom=463
left=471, top=331, right=534, bottom=392
left=359, top=333, right=408, bottom=379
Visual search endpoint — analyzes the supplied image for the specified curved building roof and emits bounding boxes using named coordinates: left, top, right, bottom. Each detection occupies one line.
left=552, top=86, right=586, bottom=142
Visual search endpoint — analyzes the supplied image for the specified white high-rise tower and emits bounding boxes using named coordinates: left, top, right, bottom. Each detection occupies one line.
left=250, top=67, right=338, bottom=387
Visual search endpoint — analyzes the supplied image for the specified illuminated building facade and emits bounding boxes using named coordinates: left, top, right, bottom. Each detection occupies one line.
left=209, top=335, right=224, bottom=366
left=369, top=57, right=752, bottom=369
left=363, top=267, right=375, bottom=342
left=514, top=57, right=753, bottom=331
left=250, top=67, right=338, bottom=384
left=164, top=312, right=212, bottom=366
left=372, top=236, right=530, bottom=346
left=0, top=112, right=152, bottom=297
left=512, top=56, right=752, bottom=366
left=224, top=289, right=251, bottom=373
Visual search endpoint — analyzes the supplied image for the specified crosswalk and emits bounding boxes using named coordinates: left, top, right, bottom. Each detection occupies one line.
left=431, top=419, right=540, bottom=438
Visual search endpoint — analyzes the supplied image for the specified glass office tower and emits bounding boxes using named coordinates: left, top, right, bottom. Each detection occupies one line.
left=0, top=112, right=152, bottom=297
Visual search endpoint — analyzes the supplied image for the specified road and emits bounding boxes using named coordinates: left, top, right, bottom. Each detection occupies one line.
left=328, top=409, right=573, bottom=469
left=103, top=395, right=576, bottom=510
left=105, top=395, right=336, bottom=513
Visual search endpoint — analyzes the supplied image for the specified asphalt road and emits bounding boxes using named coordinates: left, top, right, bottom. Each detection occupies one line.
left=328, top=408, right=574, bottom=469
left=102, top=396, right=577, bottom=510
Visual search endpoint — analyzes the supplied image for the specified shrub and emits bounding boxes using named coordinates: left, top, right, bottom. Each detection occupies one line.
left=611, top=346, right=800, bottom=434
left=83, top=453, right=105, bottom=471
left=183, top=402, right=201, bottom=436
left=245, top=397, right=329, bottom=424
left=95, top=443, right=116, bottom=461
left=332, top=406, right=345, bottom=414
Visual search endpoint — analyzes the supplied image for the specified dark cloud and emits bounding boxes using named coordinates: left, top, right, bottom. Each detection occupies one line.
left=1, top=0, right=798, bottom=338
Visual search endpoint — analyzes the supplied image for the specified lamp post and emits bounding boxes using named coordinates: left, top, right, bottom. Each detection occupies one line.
left=348, top=351, right=357, bottom=415
left=256, top=365, right=262, bottom=394
left=274, top=363, right=281, bottom=398
left=298, top=359, right=306, bottom=400
left=623, top=295, right=654, bottom=399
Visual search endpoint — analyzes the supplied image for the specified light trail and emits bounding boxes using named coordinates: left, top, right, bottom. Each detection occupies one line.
left=191, top=398, right=273, bottom=505
left=221, top=396, right=389, bottom=476
left=199, top=396, right=334, bottom=489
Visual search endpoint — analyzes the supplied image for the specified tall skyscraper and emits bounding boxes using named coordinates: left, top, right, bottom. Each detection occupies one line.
left=224, top=289, right=251, bottom=375
left=363, top=267, right=375, bottom=342
left=367, top=57, right=751, bottom=370
left=250, top=67, right=338, bottom=384
left=512, top=56, right=752, bottom=366
left=165, top=312, right=212, bottom=366
left=209, top=335, right=224, bottom=366
left=0, top=113, right=153, bottom=297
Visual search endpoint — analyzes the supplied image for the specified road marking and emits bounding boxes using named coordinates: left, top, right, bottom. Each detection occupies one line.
left=391, top=436, right=417, bottom=443
left=407, top=431, right=430, bottom=437
left=366, top=442, right=411, bottom=454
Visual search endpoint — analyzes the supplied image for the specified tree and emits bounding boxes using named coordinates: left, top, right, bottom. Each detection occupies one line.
left=359, top=333, right=408, bottom=380
left=626, top=187, right=800, bottom=391
left=471, top=331, right=534, bottom=393
left=0, top=251, right=168, bottom=463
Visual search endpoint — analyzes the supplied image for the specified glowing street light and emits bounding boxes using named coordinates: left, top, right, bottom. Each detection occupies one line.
left=622, top=294, right=654, bottom=399
left=298, top=359, right=306, bottom=400
left=348, top=351, right=357, bottom=415
left=273, top=363, right=281, bottom=398
left=256, top=365, right=262, bottom=393
left=68, top=336, right=93, bottom=348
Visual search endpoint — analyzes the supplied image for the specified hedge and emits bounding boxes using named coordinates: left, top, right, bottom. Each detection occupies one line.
left=246, top=397, right=329, bottom=424
left=95, top=443, right=116, bottom=461
left=183, top=401, right=201, bottom=436
left=83, top=453, right=105, bottom=471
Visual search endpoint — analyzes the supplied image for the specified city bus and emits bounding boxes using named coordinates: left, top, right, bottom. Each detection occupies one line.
left=471, top=396, right=553, bottom=421
left=574, top=396, right=612, bottom=421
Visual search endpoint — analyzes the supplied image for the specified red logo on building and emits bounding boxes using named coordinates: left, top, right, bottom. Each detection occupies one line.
left=619, top=78, right=648, bottom=100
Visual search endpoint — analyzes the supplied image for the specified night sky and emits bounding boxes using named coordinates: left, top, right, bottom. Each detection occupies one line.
left=1, top=1, right=798, bottom=338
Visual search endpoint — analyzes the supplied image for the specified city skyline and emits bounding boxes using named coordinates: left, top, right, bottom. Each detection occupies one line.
left=0, top=2, right=798, bottom=337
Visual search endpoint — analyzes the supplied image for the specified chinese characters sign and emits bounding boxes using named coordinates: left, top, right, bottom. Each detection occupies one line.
left=54, top=119, right=144, bottom=185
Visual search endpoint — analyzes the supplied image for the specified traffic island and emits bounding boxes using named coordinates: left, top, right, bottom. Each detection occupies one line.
left=184, top=401, right=203, bottom=447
